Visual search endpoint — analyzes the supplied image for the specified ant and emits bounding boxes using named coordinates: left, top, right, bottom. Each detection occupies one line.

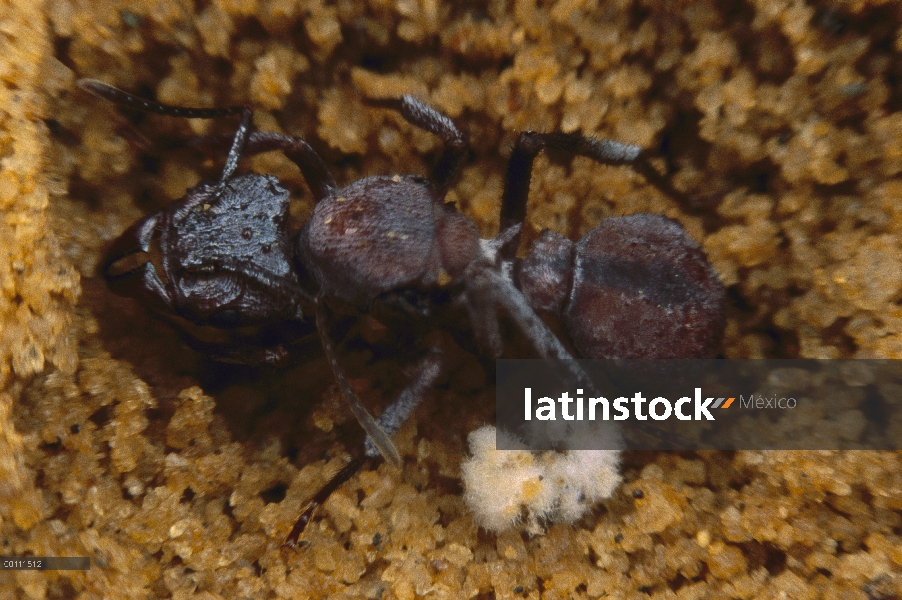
left=78, top=79, right=725, bottom=547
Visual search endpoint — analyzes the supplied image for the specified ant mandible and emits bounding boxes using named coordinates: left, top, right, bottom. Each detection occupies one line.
left=78, top=79, right=725, bottom=547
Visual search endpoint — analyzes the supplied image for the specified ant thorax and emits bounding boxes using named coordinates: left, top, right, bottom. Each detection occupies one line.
left=297, top=174, right=480, bottom=304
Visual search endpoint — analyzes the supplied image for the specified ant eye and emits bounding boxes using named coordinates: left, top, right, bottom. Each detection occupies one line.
left=208, top=309, right=240, bottom=327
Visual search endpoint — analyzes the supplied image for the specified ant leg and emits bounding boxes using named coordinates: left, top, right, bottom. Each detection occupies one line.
left=284, top=455, right=366, bottom=548
left=368, top=96, right=468, bottom=198
left=462, top=264, right=504, bottom=357
left=244, top=132, right=338, bottom=203
left=315, top=300, right=400, bottom=467
left=363, top=347, right=443, bottom=458
left=463, top=261, right=573, bottom=361
left=464, top=263, right=612, bottom=400
left=284, top=348, right=444, bottom=547
left=182, top=337, right=291, bottom=366
left=499, top=131, right=691, bottom=259
left=467, top=260, right=636, bottom=448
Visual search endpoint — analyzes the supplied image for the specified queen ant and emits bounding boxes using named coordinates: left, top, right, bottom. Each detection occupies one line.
left=78, top=79, right=725, bottom=546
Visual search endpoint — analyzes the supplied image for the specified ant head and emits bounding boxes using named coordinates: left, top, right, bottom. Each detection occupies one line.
left=103, top=174, right=308, bottom=328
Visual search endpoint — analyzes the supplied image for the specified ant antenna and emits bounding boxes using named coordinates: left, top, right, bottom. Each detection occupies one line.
left=77, top=78, right=252, bottom=183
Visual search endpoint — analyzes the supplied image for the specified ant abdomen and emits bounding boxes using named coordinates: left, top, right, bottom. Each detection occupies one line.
left=519, top=214, right=724, bottom=359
